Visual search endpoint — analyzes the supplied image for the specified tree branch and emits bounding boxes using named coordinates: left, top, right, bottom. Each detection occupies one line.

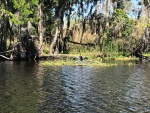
left=0, top=55, right=12, bottom=60
left=68, top=40, right=95, bottom=46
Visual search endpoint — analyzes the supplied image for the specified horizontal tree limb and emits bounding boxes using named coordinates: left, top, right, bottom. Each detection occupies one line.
left=0, top=55, right=12, bottom=60
left=68, top=40, right=95, bottom=46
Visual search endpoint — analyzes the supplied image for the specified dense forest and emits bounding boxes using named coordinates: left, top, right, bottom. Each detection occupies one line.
left=0, top=0, right=149, bottom=60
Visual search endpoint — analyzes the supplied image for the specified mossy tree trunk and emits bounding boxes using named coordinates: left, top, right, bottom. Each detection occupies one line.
left=38, top=1, right=43, bottom=56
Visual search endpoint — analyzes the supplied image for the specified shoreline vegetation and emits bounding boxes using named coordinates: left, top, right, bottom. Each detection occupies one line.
left=41, top=53, right=150, bottom=67
left=1, top=50, right=150, bottom=65
left=41, top=57, right=137, bottom=67
left=1, top=51, right=149, bottom=67
left=0, top=1, right=149, bottom=63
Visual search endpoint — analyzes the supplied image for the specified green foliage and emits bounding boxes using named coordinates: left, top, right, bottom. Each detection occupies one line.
left=122, top=19, right=135, bottom=37
left=11, top=0, right=38, bottom=24
left=0, top=0, right=149, bottom=58
left=143, top=52, right=150, bottom=56
left=98, top=9, right=136, bottom=56
left=32, top=0, right=38, bottom=5
left=113, top=9, right=135, bottom=37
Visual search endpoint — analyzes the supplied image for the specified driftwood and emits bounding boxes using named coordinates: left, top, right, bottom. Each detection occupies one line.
left=0, top=49, right=14, bottom=60
left=0, top=55, right=12, bottom=60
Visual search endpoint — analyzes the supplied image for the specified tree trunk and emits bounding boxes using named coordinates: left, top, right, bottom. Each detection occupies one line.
left=49, top=27, right=59, bottom=54
left=142, top=0, right=150, bottom=52
left=79, top=19, right=86, bottom=45
left=0, top=16, right=8, bottom=55
left=38, top=2, right=43, bottom=56
left=59, top=15, right=64, bottom=53
left=49, top=3, right=65, bottom=54
left=106, top=0, right=111, bottom=17
left=63, top=7, right=72, bottom=53
left=106, top=0, right=111, bottom=28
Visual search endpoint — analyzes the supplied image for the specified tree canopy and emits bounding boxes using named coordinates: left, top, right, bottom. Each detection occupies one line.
left=0, top=0, right=149, bottom=60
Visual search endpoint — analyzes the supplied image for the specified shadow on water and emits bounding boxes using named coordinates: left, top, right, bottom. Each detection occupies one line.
left=0, top=60, right=150, bottom=113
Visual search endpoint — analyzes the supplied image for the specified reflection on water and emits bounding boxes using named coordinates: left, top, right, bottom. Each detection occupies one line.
left=0, top=61, right=44, bottom=113
left=0, top=61, right=150, bottom=113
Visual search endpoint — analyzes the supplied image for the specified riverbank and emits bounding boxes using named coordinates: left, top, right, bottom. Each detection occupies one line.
left=41, top=54, right=141, bottom=67
left=1, top=53, right=149, bottom=67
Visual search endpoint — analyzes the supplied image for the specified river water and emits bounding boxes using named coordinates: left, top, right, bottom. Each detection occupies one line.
left=0, top=61, right=150, bottom=113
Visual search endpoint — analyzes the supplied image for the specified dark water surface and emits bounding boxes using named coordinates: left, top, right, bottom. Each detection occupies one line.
left=0, top=61, right=150, bottom=113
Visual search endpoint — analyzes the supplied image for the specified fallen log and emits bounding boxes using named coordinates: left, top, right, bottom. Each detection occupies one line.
left=68, top=40, right=95, bottom=46
left=38, top=54, right=75, bottom=60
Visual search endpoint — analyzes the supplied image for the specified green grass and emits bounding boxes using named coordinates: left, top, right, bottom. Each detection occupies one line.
left=41, top=50, right=139, bottom=67
left=41, top=56, right=137, bottom=67
left=104, top=56, right=138, bottom=61
left=41, top=59, right=118, bottom=67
